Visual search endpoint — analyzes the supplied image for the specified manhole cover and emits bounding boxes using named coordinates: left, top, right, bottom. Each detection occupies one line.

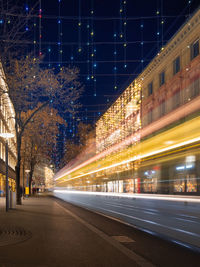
left=112, top=235, right=135, bottom=243
left=0, top=225, right=32, bottom=246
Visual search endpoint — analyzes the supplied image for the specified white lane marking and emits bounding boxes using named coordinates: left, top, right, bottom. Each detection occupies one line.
left=92, top=206, right=200, bottom=238
left=104, top=201, right=159, bottom=212
left=55, top=200, right=155, bottom=267
left=103, top=200, right=200, bottom=219
left=104, top=202, right=158, bottom=215
left=179, top=214, right=199, bottom=219
left=174, top=217, right=200, bottom=224
left=104, top=202, right=200, bottom=224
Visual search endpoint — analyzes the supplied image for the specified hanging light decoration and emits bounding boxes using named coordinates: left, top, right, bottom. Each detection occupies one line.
left=57, top=0, right=63, bottom=69
left=78, top=0, right=82, bottom=53
left=38, top=0, right=42, bottom=57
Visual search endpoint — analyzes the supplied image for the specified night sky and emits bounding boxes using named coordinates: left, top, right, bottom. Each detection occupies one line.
left=36, top=0, right=199, bottom=123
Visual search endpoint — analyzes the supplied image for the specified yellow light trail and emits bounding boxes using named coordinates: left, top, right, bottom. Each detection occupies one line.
left=56, top=115, right=200, bottom=184
left=59, top=136, right=200, bottom=183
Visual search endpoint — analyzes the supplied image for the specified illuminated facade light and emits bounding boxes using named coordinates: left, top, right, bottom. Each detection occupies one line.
left=54, top=8, right=200, bottom=197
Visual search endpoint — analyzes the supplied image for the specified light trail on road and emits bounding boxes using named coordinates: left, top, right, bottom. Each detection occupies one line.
left=54, top=190, right=200, bottom=251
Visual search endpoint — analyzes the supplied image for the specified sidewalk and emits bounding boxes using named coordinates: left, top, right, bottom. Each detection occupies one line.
left=0, top=197, right=5, bottom=211
left=0, top=195, right=138, bottom=267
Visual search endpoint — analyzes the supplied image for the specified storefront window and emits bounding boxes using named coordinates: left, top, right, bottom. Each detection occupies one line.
left=119, top=180, right=124, bottom=193
left=124, top=179, right=134, bottom=193
left=0, top=174, right=5, bottom=196
left=108, top=181, right=114, bottom=192
left=174, top=159, right=197, bottom=193
left=143, top=178, right=157, bottom=192
left=134, top=178, right=140, bottom=193
left=142, top=168, right=159, bottom=193
left=186, top=175, right=197, bottom=192
left=174, top=178, right=185, bottom=192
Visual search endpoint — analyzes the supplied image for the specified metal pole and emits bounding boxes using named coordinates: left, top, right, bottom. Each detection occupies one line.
left=22, top=163, right=25, bottom=199
left=26, top=172, right=29, bottom=198
left=5, top=140, right=9, bottom=212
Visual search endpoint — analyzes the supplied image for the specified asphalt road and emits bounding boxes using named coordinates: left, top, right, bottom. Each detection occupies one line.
left=54, top=191, right=200, bottom=252
left=1, top=194, right=200, bottom=266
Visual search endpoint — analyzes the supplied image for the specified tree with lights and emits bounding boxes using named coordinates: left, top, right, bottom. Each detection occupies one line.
left=1, top=55, right=82, bottom=204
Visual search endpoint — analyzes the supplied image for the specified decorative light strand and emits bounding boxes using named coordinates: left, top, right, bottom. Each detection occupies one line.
left=78, top=0, right=82, bottom=53
left=140, top=18, right=144, bottom=71
left=33, top=17, right=37, bottom=60
left=38, top=0, right=42, bottom=57
left=113, top=20, right=117, bottom=90
left=70, top=45, right=74, bottom=63
left=25, top=2, right=29, bottom=32
left=123, top=0, right=127, bottom=69
left=87, top=19, right=90, bottom=82
left=48, top=43, right=51, bottom=67
left=90, top=0, right=96, bottom=97
left=160, top=0, right=164, bottom=49
left=58, top=0, right=62, bottom=68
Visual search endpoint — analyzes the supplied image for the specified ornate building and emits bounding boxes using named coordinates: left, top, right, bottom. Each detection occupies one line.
left=0, top=62, right=17, bottom=196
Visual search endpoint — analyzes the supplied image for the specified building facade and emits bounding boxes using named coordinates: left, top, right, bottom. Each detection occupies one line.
left=55, top=8, right=200, bottom=195
left=0, top=63, right=17, bottom=196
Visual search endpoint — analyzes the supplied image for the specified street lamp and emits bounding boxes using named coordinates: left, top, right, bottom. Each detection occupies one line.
left=0, top=132, right=14, bottom=212
left=25, top=169, right=30, bottom=198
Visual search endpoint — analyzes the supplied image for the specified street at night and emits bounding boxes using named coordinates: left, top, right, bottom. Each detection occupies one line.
left=0, top=195, right=199, bottom=266
left=0, top=0, right=200, bottom=266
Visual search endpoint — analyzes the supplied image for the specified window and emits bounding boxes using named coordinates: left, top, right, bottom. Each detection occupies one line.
left=148, top=82, right=153, bottom=96
left=173, top=89, right=181, bottom=109
left=148, top=109, right=153, bottom=124
left=173, top=56, right=180, bottom=75
left=160, top=101, right=165, bottom=117
left=190, top=79, right=199, bottom=98
left=190, top=40, right=199, bottom=60
left=159, top=71, right=165, bottom=86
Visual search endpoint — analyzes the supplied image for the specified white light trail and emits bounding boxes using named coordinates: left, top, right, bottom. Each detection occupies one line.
left=54, top=190, right=200, bottom=203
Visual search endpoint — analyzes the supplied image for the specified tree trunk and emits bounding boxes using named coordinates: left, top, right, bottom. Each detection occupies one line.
left=29, top=171, right=33, bottom=196
left=16, top=165, right=21, bottom=205
left=16, top=134, right=22, bottom=205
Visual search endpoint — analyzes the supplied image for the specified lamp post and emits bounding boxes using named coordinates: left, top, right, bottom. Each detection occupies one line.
left=0, top=133, right=14, bottom=212
left=25, top=169, right=30, bottom=198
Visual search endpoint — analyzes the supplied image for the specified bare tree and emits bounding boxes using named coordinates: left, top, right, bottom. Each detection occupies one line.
left=0, top=0, right=38, bottom=65
left=1, top=56, right=82, bottom=204
left=21, top=106, right=66, bottom=194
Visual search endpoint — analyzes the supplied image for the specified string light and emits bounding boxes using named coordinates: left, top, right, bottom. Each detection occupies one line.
left=70, top=45, right=74, bottom=63
left=161, top=0, right=164, bottom=48
left=113, top=19, right=117, bottom=90
left=87, top=19, right=90, bottom=82
left=78, top=0, right=82, bottom=54
left=38, top=1, right=42, bottom=57
left=123, top=0, right=127, bottom=69
left=58, top=0, right=63, bottom=67
left=140, top=18, right=144, bottom=71
left=25, top=3, right=29, bottom=32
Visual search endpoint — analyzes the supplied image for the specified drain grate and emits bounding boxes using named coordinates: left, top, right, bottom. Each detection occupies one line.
left=0, top=225, right=32, bottom=246
left=112, top=235, right=135, bottom=243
